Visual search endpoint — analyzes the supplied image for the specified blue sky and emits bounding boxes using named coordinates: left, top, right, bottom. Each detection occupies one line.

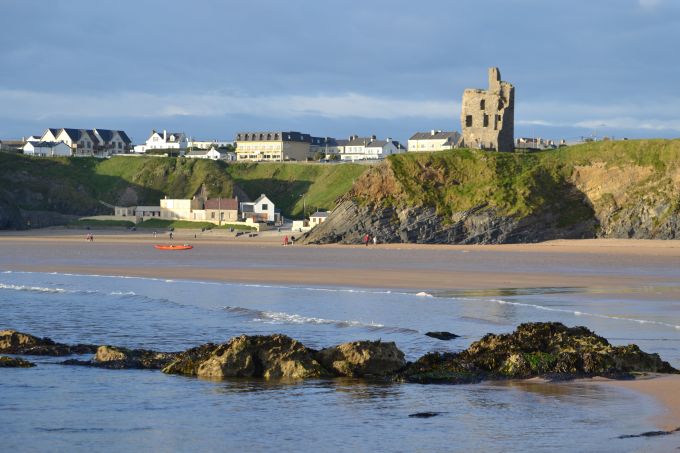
left=1, top=0, right=679, bottom=144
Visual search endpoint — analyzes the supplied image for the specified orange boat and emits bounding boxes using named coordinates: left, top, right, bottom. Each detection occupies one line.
left=154, top=244, right=193, bottom=251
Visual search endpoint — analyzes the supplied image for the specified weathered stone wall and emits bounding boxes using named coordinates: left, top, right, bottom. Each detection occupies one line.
left=460, top=67, right=515, bottom=152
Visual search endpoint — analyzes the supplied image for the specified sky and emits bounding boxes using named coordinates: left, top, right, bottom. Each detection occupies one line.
left=1, top=0, right=679, bottom=144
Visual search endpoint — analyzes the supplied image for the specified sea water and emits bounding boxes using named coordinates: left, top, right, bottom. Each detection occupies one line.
left=1, top=270, right=679, bottom=452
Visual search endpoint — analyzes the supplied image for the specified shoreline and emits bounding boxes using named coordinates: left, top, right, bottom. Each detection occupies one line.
left=2, top=231, right=680, bottom=430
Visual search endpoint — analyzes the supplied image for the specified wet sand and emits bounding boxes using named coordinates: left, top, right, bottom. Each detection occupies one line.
left=1, top=229, right=680, bottom=429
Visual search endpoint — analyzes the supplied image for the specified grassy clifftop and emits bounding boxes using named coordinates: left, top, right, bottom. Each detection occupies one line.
left=351, top=139, right=680, bottom=231
left=0, top=154, right=369, bottom=226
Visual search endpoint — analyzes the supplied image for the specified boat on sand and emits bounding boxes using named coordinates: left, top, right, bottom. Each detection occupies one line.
left=153, top=244, right=193, bottom=251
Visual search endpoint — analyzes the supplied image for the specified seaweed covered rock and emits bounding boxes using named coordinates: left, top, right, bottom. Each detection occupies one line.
left=0, top=329, right=96, bottom=356
left=163, top=335, right=330, bottom=380
left=316, top=340, right=406, bottom=377
left=0, top=355, right=36, bottom=368
left=63, top=345, right=177, bottom=369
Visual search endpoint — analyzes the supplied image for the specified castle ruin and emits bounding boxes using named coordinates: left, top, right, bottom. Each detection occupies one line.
left=460, top=67, right=514, bottom=152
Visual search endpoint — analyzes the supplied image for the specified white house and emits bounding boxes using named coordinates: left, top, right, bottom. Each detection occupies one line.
left=187, top=139, right=233, bottom=149
left=336, top=135, right=406, bottom=161
left=143, top=130, right=188, bottom=153
left=240, top=194, right=276, bottom=223
left=309, top=211, right=329, bottom=227
left=23, top=141, right=72, bottom=157
left=408, top=130, right=461, bottom=152
left=185, top=147, right=224, bottom=160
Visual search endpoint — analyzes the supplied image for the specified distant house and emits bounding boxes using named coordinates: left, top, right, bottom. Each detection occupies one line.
left=223, top=151, right=237, bottom=161
left=309, top=211, right=329, bottom=227
left=23, top=141, right=71, bottom=157
left=160, top=197, right=202, bottom=220
left=516, top=137, right=557, bottom=151
left=204, top=197, right=239, bottom=223
left=185, top=147, right=224, bottom=160
left=141, top=130, right=188, bottom=154
left=39, top=128, right=131, bottom=157
left=188, top=139, right=233, bottom=150
left=235, top=131, right=313, bottom=162
left=240, top=194, right=279, bottom=223
left=408, top=130, right=461, bottom=152
left=335, top=135, right=405, bottom=161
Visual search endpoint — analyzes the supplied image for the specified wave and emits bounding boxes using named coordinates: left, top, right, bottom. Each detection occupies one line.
left=416, top=292, right=433, bottom=298
left=0, top=283, right=69, bottom=294
left=489, top=299, right=680, bottom=330
left=223, top=305, right=419, bottom=334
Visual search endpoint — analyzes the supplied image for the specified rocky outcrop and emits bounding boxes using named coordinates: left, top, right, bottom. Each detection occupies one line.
left=403, top=322, right=678, bottom=383
left=0, top=355, right=36, bottom=368
left=0, top=330, right=96, bottom=356
left=163, top=335, right=330, bottom=380
left=301, top=199, right=595, bottom=245
left=63, top=345, right=177, bottom=369
left=316, top=340, right=406, bottom=377
left=425, top=331, right=459, bottom=341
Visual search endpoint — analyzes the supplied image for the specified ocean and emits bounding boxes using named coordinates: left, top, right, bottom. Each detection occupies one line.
left=1, top=269, right=679, bottom=452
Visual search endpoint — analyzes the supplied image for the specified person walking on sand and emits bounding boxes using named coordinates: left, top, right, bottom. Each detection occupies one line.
left=363, top=233, right=370, bottom=247
left=283, top=235, right=289, bottom=246
left=373, top=236, right=377, bottom=246
left=169, top=231, right=173, bottom=240
left=153, top=231, right=157, bottom=239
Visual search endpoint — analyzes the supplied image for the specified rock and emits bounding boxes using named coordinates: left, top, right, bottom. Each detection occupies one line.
left=403, top=322, right=679, bottom=383
left=163, top=335, right=330, bottom=380
left=425, top=331, right=459, bottom=341
left=408, top=412, right=441, bottom=418
left=0, top=329, right=96, bottom=356
left=316, top=340, right=406, bottom=377
left=0, top=355, right=36, bottom=368
left=63, top=345, right=176, bottom=369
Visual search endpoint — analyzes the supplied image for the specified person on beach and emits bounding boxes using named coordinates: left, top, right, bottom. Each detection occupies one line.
left=153, top=231, right=157, bottom=239
left=169, top=232, right=173, bottom=240
left=283, top=235, right=289, bottom=246
left=373, top=236, right=377, bottom=245
left=363, top=233, right=370, bottom=246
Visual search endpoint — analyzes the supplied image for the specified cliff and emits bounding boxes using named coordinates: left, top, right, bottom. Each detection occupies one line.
left=302, top=139, right=680, bottom=244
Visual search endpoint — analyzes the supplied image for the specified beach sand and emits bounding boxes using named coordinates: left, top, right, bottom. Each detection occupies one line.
left=1, top=229, right=680, bottom=429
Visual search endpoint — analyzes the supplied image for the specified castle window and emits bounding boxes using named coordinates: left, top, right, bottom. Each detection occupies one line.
left=483, top=114, right=489, bottom=127
left=480, top=100, right=485, bottom=110
left=465, top=115, right=473, bottom=127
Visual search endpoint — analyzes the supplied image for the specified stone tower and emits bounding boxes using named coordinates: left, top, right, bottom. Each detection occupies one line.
left=460, top=67, right=514, bottom=152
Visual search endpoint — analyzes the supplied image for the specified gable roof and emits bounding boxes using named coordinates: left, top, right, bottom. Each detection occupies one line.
left=204, top=198, right=238, bottom=210
left=254, top=194, right=272, bottom=205
left=310, top=211, right=329, bottom=218
left=409, top=131, right=461, bottom=141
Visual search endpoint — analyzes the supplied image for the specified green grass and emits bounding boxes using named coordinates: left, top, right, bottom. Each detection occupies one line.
left=226, top=162, right=368, bottom=218
left=68, top=219, right=135, bottom=228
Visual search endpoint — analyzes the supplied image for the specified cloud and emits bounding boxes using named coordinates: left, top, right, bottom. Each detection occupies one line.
left=0, top=89, right=456, bottom=121
left=638, top=0, right=662, bottom=9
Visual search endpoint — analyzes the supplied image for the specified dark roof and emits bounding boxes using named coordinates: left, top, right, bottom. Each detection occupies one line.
left=96, top=129, right=114, bottom=142
left=241, top=204, right=254, bottom=213
left=30, top=141, right=67, bottom=148
left=48, top=128, right=60, bottom=136
left=204, top=198, right=238, bottom=210
left=61, top=128, right=83, bottom=141
left=310, top=211, right=329, bottom=218
left=365, top=140, right=388, bottom=147
left=118, top=131, right=132, bottom=144
left=235, top=131, right=311, bottom=143
left=409, top=131, right=461, bottom=140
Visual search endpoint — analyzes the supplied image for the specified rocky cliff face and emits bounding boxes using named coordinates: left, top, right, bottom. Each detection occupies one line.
left=303, top=143, right=680, bottom=245
left=302, top=199, right=596, bottom=245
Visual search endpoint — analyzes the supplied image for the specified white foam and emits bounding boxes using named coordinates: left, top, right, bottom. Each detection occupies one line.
left=489, top=299, right=680, bottom=330
left=416, top=291, right=434, bottom=298
left=0, top=283, right=67, bottom=294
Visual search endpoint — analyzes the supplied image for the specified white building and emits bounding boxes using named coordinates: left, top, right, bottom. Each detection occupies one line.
left=185, top=148, right=224, bottom=160
left=309, top=211, right=329, bottom=227
left=335, top=135, right=406, bottom=161
left=408, top=130, right=461, bottom=152
left=23, top=141, right=72, bottom=157
left=187, top=139, right=233, bottom=149
left=240, top=194, right=276, bottom=223
left=140, top=130, right=188, bottom=153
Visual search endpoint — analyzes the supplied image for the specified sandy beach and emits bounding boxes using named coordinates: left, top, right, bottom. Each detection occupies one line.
left=2, top=229, right=680, bottom=431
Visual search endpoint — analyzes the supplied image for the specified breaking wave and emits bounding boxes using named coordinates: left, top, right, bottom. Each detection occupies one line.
left=489, top=299, right=680, bottom=330
left=223, top=305, right=418, bottom=334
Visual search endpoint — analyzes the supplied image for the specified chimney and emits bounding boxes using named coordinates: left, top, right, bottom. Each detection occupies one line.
left=371, top=134, right=376, bottom=140
left=163, top=130, right=167, bottom=141
left=431, top=130, right=436, bottom=136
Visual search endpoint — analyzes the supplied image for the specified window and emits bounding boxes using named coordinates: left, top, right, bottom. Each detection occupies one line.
left=117, top=142, right=122, bottom=149
left=480, top=100, right=485, bottom=110
left=261, top=204, right=268, bottom=210
left=211, top=212, right=215, bottom=219
left=483, top=114, right=489, bottom=127
left=465, top=115, right=473, bottom=127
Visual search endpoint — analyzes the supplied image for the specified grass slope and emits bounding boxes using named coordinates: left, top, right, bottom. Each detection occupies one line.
left=226, top=162, right=368, bottom=218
